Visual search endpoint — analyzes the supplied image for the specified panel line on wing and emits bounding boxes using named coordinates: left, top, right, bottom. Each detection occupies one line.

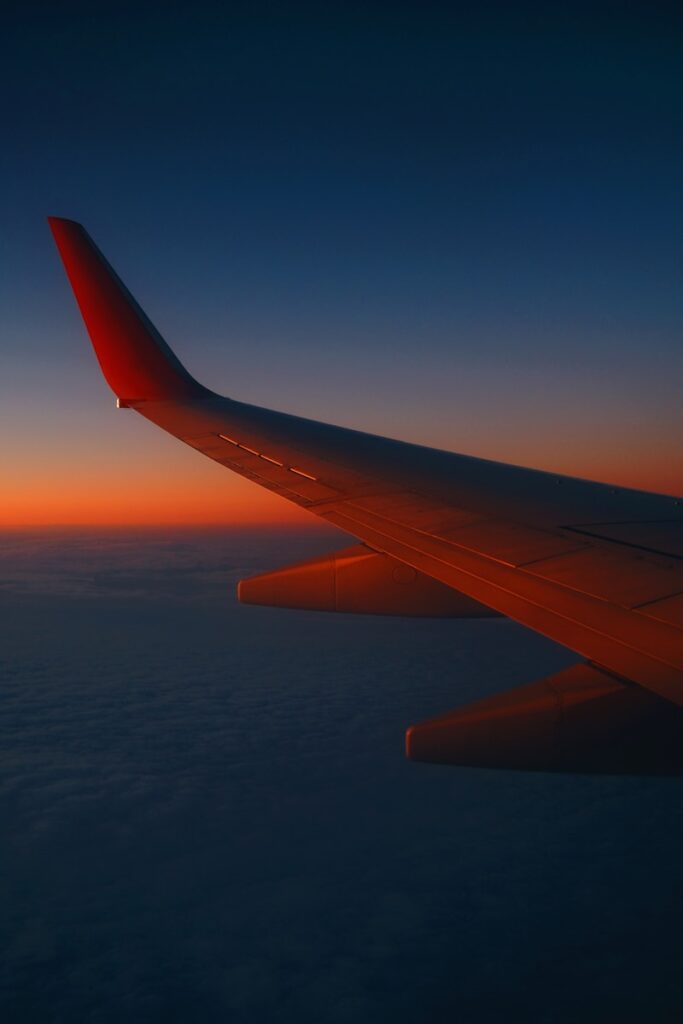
left=320, top=503, right=683, bottom=704
left=217, top=432, right=316, bottom=480
left=563, top=522, right=683, bottom=561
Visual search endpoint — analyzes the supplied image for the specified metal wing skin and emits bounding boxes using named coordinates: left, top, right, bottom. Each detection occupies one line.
left=49, top=217, right=683, bottom=774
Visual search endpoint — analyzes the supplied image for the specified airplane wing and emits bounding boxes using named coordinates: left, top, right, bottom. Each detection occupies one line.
left=48, top=217, right=683, bottom=774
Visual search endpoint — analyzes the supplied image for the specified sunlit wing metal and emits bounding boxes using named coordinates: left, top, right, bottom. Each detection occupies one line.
left=49, top=217, right=683, bottom=772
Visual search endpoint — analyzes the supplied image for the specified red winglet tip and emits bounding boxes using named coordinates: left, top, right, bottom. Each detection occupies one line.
left=49, top=218, right=205, bottom=402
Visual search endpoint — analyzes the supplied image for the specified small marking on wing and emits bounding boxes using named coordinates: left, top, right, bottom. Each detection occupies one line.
left=217, top=433, right=318, bottom=481
left=289, top=466, right=318, bottom=481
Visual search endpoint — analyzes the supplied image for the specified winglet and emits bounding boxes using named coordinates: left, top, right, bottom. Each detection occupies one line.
left=48, top=217, right=208, bottom=402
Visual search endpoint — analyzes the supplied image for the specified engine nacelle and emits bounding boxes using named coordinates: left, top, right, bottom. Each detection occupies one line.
left=238, top=543, right=501, bottom=618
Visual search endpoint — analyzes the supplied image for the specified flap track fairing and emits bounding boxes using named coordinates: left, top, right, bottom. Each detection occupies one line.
left=406, top=663, right=683, bottom=775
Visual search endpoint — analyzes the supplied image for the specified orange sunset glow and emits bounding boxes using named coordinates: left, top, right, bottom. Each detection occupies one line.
left=4, top=420, right=682, bottom=528
left=2, top=451, right=314, bottom=527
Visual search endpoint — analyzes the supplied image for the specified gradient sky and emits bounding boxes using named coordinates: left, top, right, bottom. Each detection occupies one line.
left=3, top=3, right=683, bottom=524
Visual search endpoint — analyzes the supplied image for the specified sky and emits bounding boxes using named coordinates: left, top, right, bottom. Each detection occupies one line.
left=3, top=2, right=683, bottom=524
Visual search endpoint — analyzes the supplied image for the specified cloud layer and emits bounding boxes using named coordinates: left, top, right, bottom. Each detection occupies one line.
left=1, top=529, right=682, bottom=1022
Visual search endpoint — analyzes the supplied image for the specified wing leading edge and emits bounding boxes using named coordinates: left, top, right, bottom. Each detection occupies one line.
left=49, top=218, right=683, bottom=773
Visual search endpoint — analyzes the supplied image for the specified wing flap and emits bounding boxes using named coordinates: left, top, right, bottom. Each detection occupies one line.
left=406, top=662, right=683, bottom=775
left=639, top=593, right=683, bottom=628
left=437, top=517, right=586, bottom=566
left=526, top=546, right=683, bottom=608
left=567, top=521, right=683, bottom=559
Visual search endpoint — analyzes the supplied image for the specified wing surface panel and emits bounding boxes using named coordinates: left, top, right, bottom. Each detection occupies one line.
left=525, top=547, right=683, bottom=608
left=318, top=502, right=683, bottom=705
left=565, top=521, right=683, bottom=559
left=433, top=518, right=587, bottom=567
left=637, top=593, right=683, bottom=629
